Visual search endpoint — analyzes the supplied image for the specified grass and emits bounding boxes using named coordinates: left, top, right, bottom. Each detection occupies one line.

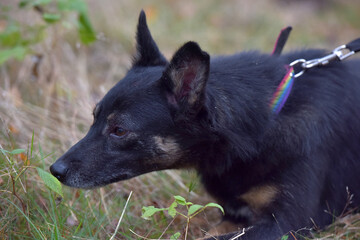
left=1, top=140, right=210, bottom=239
left=1, top=0, right=360, bottom=239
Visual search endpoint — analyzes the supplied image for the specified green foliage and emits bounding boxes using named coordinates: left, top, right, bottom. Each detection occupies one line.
left=173, top=195, right=187, bottom=205
left=187, top=180, right=197, bottom=193
left=36, top=167, right=63, bottom=197
left=170, top=232, right=181, bottom=240
left=0, top=148, right=26, bottom=155
left=204, top=202, right=224, bottom=214
left=142, top=195, right=224, bottom=219
left=281, top=235, right=289, bottom=240
left=0, top=0, right=96, bottom=65
left=77, top=11, right=96, bottom=44
left=141, top=206, right=166, bottom=220
left=42, top=13, right=61, bottom=23
left=1, top=135, right=132, bottom=239
left=168, top=201, right=177, bottom=218
left=188, top=204, right=203, bottom=216
left=141, top=195, right=224, bottom=239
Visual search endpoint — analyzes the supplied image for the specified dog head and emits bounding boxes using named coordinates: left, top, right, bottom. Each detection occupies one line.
left=50, top=11, right=211, bottom=188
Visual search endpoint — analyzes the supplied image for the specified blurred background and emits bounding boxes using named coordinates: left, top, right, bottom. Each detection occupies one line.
left=1, top=0, right=360, bottom=239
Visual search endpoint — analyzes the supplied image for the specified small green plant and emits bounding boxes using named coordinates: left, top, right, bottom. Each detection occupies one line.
left=0, top=133, right=65, bottom=239
left=141, top=195, right=224, bottom=240
left=281, top=235, right=289, bottom=240
left=0, top=143, right=30, bottom=214
left=0, top=0, right=96, bottom=65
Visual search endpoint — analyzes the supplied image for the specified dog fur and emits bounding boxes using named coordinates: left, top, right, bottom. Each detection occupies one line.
left=50, top=11, right=360, bottom=239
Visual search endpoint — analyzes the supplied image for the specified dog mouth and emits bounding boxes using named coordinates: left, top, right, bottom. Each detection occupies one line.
left=50, top=158, right=137, bottom=188
left=57, top=171, right=135, bottom=189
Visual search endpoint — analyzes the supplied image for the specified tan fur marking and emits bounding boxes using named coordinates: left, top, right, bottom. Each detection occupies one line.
left=154, top=136, right=180, bottom=155
left=239, top=185, right=279, bottom=211
left=107, top=113, right=115, bottom=121
left=152, top=136, right=183, bottom=168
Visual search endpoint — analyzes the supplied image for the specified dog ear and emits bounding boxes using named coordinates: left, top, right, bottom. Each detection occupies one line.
left=161, top=41, right=210, bottom=117
left=133, top=10, right=167, bottom=67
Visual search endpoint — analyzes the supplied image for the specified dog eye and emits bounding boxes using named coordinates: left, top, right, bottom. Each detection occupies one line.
left=112, top=127, right=128, bottom=137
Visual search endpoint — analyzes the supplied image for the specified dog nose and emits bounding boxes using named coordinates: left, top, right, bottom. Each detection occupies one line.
left=50, top=161, right=68, bottom=182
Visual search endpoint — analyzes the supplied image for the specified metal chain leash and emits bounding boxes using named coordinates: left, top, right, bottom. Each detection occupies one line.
left=290, top=38, right=360, bottom=78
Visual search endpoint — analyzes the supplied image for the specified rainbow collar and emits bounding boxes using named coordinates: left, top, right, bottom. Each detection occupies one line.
left=269, top=66, right=295, bottom=114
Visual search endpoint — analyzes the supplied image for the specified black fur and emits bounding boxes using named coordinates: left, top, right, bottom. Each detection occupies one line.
left=133, top=10, right=167, bottom=67
left=50, top=11, right=360, bottom=239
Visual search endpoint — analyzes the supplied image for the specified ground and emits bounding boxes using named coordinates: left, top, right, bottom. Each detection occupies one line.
left=1, top=0, right=360, bottom=239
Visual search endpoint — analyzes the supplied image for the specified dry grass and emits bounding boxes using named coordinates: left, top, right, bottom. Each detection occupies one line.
left=1, top=0, right=360, bottom=239
left=313, top=213, right=360, bottom=239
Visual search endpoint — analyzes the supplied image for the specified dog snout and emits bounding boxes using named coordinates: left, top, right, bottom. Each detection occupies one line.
left=50, top=160, right=68, bottom=183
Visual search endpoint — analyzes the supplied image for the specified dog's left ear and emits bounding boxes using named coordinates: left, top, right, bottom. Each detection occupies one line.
left=161, top=41, right=210, bottom=118
left=133, top=10, right=167, bottom=67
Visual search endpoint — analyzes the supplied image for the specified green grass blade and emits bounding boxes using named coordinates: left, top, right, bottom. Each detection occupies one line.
left=6, top=199, right=46, bottom=240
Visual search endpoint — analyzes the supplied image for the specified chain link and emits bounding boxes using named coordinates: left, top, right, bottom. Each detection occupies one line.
left=289, top=44, right=356, bottom=78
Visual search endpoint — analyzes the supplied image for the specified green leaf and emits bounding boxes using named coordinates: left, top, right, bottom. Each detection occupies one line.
left=168, top=201, right=178, bottom=218
left=18, top=0, right=29, bottom=8
left=58, top=0, right=86, bottom=12
left=205, top=202, right=225, bottom=214
left=57, top=0, right=95, bottom=44
left=0, top=24, right=22, bottom=47
left=0, top=149, right=9, bottom=155
left=36, top=167, right=63, bottom=197
left=32, top=0, right=52, bottom=6
left=42, top=13, right=61, bottom=23
left=141, top=206, right=164, bottom=220
left=0, top=46, right=28, bottom=65
left=77, top=12, right=96, bottom=44
left=9, top=149, right=26, bottom=155
left=170, top=232, right=181, bottom=240
left=281, top=235, right=289, bottom=240
left=188, top=204, right=204, bottom=216
left=173, top=195, right=186, bottom=205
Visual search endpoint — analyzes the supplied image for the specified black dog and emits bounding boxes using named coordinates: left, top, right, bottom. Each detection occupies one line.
left=50, top=11, right=360, bottom=239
